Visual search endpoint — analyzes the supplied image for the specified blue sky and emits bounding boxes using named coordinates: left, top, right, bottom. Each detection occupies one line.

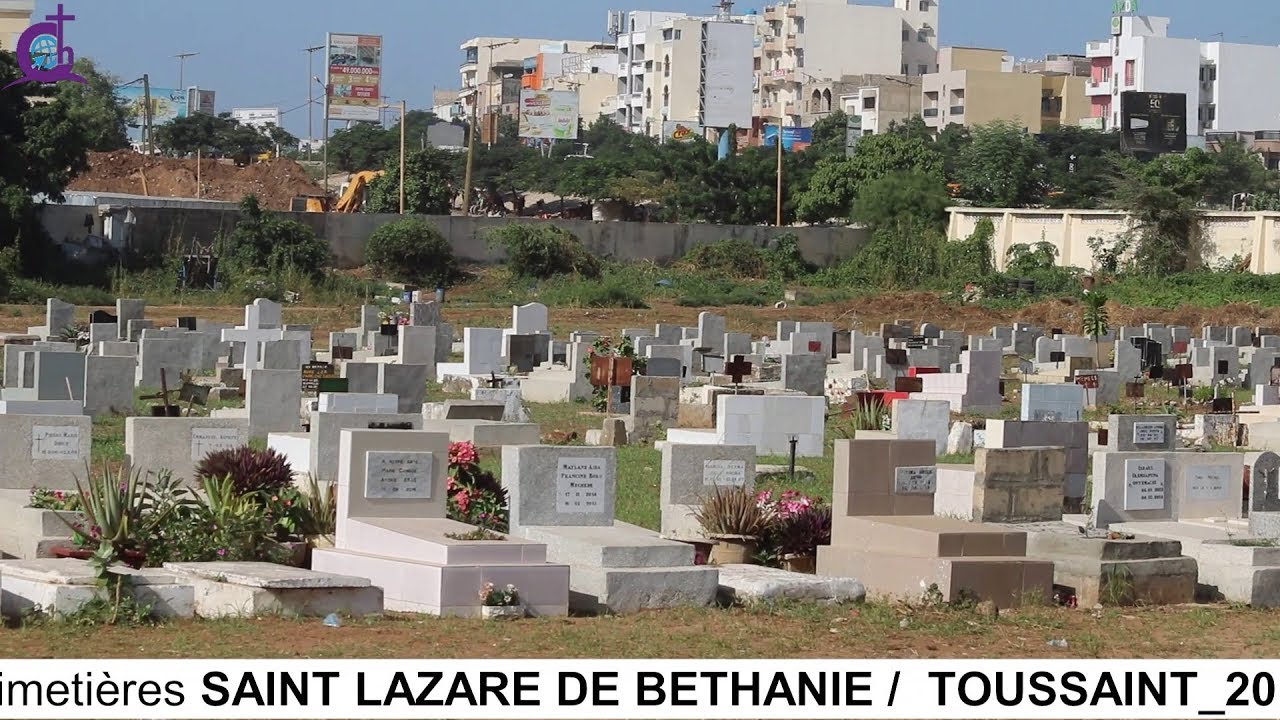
left=33, top=0, right=1280, bottom=137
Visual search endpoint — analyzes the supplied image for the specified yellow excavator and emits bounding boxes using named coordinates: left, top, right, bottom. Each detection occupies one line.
left=292, top=170, right=386, bottom=213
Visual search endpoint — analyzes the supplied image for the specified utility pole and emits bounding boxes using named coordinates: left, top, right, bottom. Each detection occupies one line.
left=142, top=73, right=153, bottom=155
left=399, top=100, right=407, bottom=214
left=175, top=52, right=198, bottom=93
left=304, top=45, right=324, bottom=162
left=775, top=119, right=784, bottom=227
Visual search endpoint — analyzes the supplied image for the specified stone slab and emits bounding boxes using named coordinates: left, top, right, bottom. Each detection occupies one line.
left=715, top=564, right=866, bottom=605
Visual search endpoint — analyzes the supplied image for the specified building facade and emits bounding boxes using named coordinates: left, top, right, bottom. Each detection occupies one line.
left=0, top=0, right=33, bottom=53
left=458, top=37, right=599, bottom=119
left=755, top=0, right=938, bottom=133
left=838, top=75, right=922, bottom=136
left=923, top=47, right=1088, bottom=134
left=522, top=45, right=620, bottom=125
left=1085, top=14, right=1280, bottom=136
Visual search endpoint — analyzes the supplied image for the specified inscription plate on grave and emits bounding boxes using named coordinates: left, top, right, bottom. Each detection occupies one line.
left=364, top=451, right=433, bottom=499
left=1187, top=465, right=1231, bottom=502
left=556, top=457, right=607, bottom=514
left=702, top=459, right=747, bottom=487
left=31, top=426, right=81, bottom=461
left=1132, top=422, right=1166, bottom=445
left=190, top=427, right=242, bottom=461
left=1123, top=459, right=1166, bottom=511
left=301, top=362, right=336, bottom=394
left=894, top=466, right=937, bottom=495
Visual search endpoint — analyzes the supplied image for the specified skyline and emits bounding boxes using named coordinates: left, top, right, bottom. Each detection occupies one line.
left=29, top=0, right=1280, bottom=138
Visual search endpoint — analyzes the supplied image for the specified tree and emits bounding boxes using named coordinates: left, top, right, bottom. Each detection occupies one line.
left=796, top=133, right=942, bottom=223
left=852, top=170, right=952, bottom=232
left=953, top=120, right=1047, bottom=207
left=1110, top=171, right=1205, bottom=274
left=260, top=123, right=299, bottom=153
left=1082, top=291, right=1109, bottom=369
left=365, top=217, right=458, bottom=287
left=219, top=195, right=330, bottom=282
left=326, top=122, right=398, bottom=172
left=153, top=114, right=271, bottom=158
left=1037, top=126, right=1119, bottom=209
left=54, top=58, right=129, bottom=151
left=367, top=148, right=457, bottom=215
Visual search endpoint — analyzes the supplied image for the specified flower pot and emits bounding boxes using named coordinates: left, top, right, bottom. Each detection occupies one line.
left=782, top=554, right=816, bottom=574
left=708, top=535, right=757, bottom=565
left=480, top=605, right=524, bottom=620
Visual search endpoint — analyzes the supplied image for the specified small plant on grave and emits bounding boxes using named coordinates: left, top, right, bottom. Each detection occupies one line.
left=195, top=446, right=295, bottom=495
left=1099, top=565, right=1137, bottom=606
left=445, top=528, right=506, bottom=542
left=29, top=487, right=81, bottom=512
left=479, top=582, right=520, bottom=607
left=770, top=505, right=833, bottom=564
left=446, top=441, right=509, bottom=532
left=261, top=487, right=315, bottom=542
left=582, top=336, right=646, bottom=412
left=695, top=485, right=768, bottom=539
left=301, top=474, right=337, bottom=540
left=147, top=474, right=279, bottom=565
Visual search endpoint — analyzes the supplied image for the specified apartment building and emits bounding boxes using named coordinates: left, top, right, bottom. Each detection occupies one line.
left=755, top=0, right=938, bottom=132
left=1206, top=131, right=1280, bottom=171
left=459, top=37, right=599, bottom=118
left=521, top=45, right=620, bottom=125
left=922, top=47, right=1088, bottom=134
left=611, top=9, right=756, bottom=139
left=838, top=75, right=923, bottom=136
left=0, top=0, right=33, bottom=53
left=1085, top=15, right=1280, bottom=136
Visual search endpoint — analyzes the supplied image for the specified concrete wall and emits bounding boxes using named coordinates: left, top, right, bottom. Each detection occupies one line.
left=947, top=207, right=1280, bottom=274
left=41, top=203, right=867, bottom=270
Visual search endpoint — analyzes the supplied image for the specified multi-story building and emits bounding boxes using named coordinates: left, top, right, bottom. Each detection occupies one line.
left=1206, top=131, right=1280, bottom=171
left=0, top=0, right=33, bottom=53
left=755, top=0, right=938, bottom=133
left=837, top=75, right=923, bottom=136
left=230, top=107, right=282, bottom=131
left=922, top=47, right=1088, bottom=134
left=432, top=89, right=465, bottom=124
left=611, top=8, right=757, bottom=139
left=458, top=37, right=600, bottom=120
left=1016, top=54, right=1091, bottom=77
left=1085, top=14, right=1280, bottom=136
left=521, top=44, right=620, bottom=126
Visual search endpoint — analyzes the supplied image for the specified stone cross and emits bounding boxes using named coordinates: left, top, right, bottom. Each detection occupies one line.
left=725, top=355, right=752, bottom=385
left=221, top=327, right=282, bottom=371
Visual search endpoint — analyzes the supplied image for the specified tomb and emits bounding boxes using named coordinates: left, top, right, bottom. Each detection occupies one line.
left=986, top=420, right=1089, bottom=510
left=816, top=439, right=1053, bottom=608
left=0, top=415, right=92, bottom=490
left=125, top=417, right=250, bottom=483
left=932, top=447, right=1067, bottom=524
left=161, top=561, right=382, bottom=618
left=505, top=445, right=718, bottom=614
left=659, top=443, right=756, bottom=540
left=310, top=429, right=571, bottom=616
left=0, top=559, right=194, bottom=620
left=665, top=395, right=827, bottom=457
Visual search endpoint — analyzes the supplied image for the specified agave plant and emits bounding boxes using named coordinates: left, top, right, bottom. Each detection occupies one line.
left=303, top=474, right=337, bottom=538
left=695, top=485, right=768, bottom=539
left=64, top=465, right=188, bottom=567
left=195, top=446, right=295, bottom=495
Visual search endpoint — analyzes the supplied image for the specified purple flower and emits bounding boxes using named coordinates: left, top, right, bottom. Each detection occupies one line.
left=216, top=548, right=227, bottom=557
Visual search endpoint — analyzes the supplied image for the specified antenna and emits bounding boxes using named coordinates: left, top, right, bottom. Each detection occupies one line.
left=714, top=0, right=734, bottom=21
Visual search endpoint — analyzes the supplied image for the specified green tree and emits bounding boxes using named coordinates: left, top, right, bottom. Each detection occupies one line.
left=954, top=120, right=1047, bottom=207
left=797, top=133, right=942, bottom=223
left=851, top=169, right=952, bottom=233
left=1037, top=126, right=1119, bottom=209
left=364, top=217, right=458, bottom=287
left=54, top=58, right=130, bottom=151
left=1110, top=171, right=1205, bottom=274
left=220, top=195, right=329, bottom=282
left=1082, top=291, right=1109, bottom=368
left=367, top=148, right=457, bottom=215
left=326, top=122, right=398, bottom=172
left=260, top=123, right=299, bottom=153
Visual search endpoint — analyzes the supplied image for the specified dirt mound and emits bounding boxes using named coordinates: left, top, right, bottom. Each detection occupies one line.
left=68, top=151, right=325, bottom=211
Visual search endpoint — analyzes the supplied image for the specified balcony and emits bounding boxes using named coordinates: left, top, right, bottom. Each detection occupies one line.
left=786, top=5, right=798, bottom=17
left=763, top=37, right=781, bottom=53
left=1085, top=40, right=1111, bottom=58
left=1086, top=78, right=1112, bottom=96
left=785, top=34, right=798, bottom=49
left=763, top=5, right=778, bottom=20
left=950, top=105, right=965, bottom=115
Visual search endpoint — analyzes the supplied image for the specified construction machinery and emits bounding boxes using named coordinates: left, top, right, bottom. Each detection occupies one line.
left=292, top=170, right=385, bottom=213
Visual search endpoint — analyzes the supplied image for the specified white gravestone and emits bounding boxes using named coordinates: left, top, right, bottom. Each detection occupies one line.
left=895, top=466, right=937, bottom=495
left=703, top=459, right=747, bottom=487
left=364, top=451, right=433, bottom=500
left=32, top=425, right=81, bottom=460
left=190, top=427, right=244, bottom=462
left=1187, top=465, right=1231, bottom=502
left=1132, top=422, right=1166, bottom=445
left=556, top=457, right=607, bottom=514
left=1124, top=459, right=1167, bottom=511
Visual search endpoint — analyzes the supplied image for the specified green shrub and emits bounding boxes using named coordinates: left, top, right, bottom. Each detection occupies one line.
left=681, top=239, right=768, bottom=278
left=195, top=446, right=295, bottom=496
left=365, top=217, right=458, bottom=288
left=541, top=276, right=648, bottom=308
left=488, top=224, right=601, bottom=279
left=219, top=195, right=330, bottom=283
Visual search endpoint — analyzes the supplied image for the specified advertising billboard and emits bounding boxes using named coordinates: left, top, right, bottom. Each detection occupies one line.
left=117, top=86, right=188, bottom=124
left=1120, top=91, right=1187, bottom=155
left=326, top=33, right=382, bottom=122
left=700, top=21, right=754, bottom=130
left=763, top=125, right=813, bottom=151
left=663, top=121, right=704, bottom=144
left=187, top=88, right=215, bottom=116
left=517, top=89, right=579, bottom=140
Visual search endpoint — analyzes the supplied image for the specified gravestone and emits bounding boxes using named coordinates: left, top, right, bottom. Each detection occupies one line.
left=246, top=369, right=302, bottom=438
left=781, top=354, right=825, bottom=397
left=116, top=299, right=145, bottom=340
left=512, top=302, right=549, bottom=335
left=505, top=447, right=618, bottom=529
left=125, top=417, right=249, bottom=483
left=697, top=312, right=726, bottom=356
left=137, top=337, right=197, bottom=388
left=1249, top=452, right=1280, bottom=537
left=32, top=352, right=85, bottom=401
left=378, top=364, right=430, bottom=414
left=1107, top=415, right=1178, bottom=452
left=1020, top=384, right=1085, bottom=422
left=84, top=355, right=135, bottom=418
left=0, top=415, right=92, bottom=490
left=301, top=362, right=337, bottom=395
left=397, top=325, right=436, bottom=366
left=507, top=334, right=549, bottom=372
left=341, top=362, right=380, bottom=394
left=464, top=328, right=505, bottom=375
left=891, top=399, right=951, bottom=456
left=247, top=298, right=283, bottom=329
left=45, top=299, right=74, bottom=337
left=644, top=357, right=681, bottom=378
left=262, top=340, right=302, bottom=370
left=660, top=443, right=756, bottom=540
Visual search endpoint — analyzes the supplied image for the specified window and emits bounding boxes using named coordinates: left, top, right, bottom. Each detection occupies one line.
left=664, top=55, right=670, bottom=77
left=863, top=95, right=876, bottom=110
left=1124, top=59, right=1135, bottom=86
left=674, top=29, right=682, bottom=40
left=902, top=28, right=910, bottom=41
left=645, top=88, right=652, bottom=109
left=920, top=0, right=931, bottom=9
left=663, top=86, right=669, bottom=107
left=917, top=29, right=928, bottom=42
left=662, top=28, right=673, bottom=41
left=918, top=64, right=929, bottom=75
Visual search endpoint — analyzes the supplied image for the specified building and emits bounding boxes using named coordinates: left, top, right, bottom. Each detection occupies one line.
left=0, top=0, right=33, bottom=53
left=432, top=89, right=465, bottom=124
left=521, top=44, right=620, bottom=125
left=1016, top=54, right=1091, bottom=77
left=755, top=0, right=938, bottom=133
left=838, top=75, right=923, bottom=136
left=459, top=37, right=600, bottom=121
left=611, top=8, right=757, bottom=139
left=1085, top=14, right=1280, bottom=136
left=922, top=47, right=1088, bottom=134
left=1206, top=131, right=1280, bottom=172
left=230, top=108, right=283, bottom=131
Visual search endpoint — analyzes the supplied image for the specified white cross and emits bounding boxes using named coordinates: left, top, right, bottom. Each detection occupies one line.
left=221, top=327, right=282, bottom=370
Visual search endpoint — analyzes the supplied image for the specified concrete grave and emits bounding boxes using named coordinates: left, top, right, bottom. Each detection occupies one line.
left=781, top=354, right=826, bottom=397
left=246, top=369, right=302, bottom=438
left=1020, top=383, right=1085, bottom=422
left=0, top=415, right=92, bottom=490
left=83, top=355, right=135, bottom=418
left=891, top=399, right=951, bottom=456
left=659, top=443, right=756, bottom=540
left=378, top=364, right=430, bottom=414
left=125, top=417, right=250, bottom=483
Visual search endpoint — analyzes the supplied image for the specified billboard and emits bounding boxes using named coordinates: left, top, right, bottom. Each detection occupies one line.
left=763, top=125, right=813, bottom=152
left=1120, top=91, right=1187, bottom=155
left=517, top=89, right=579, bottom=140
left=326, top=33, right=382, bottom=122
left=187, top=88, right=215, bottom=116
left=663, top=121, right=704, bottom=144
left=117, top=86, right=188, bottom=124
left=699, top=21, right=754, bottom=130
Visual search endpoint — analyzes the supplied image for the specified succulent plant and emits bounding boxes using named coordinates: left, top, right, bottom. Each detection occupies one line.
left=695, top=485, right=768, bottom=538
left=195, top=446, right=295, bottom=496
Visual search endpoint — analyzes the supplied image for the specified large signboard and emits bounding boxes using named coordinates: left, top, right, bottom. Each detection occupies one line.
left=187, top=88, right=215, bottom=116
left=1120, top=91, right=1187, bottom=155
left=326, top=33, right=382, bottom=122
left=763, top=125, right=813, bottom=151
left=518, top=89, right=579, bottom=140
left=700, top=21, right=754, bottom=130
left=662, top=121, right=704, bottom=144
left=117, top=86, right=188, bottom=124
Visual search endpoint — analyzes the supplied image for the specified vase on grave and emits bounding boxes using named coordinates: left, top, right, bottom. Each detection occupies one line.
left=480, top=605, right=524, bottom=620
left=708, top=534, right=757, bottom=565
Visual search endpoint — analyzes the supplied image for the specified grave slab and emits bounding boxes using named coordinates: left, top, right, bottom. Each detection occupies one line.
left=163, top=562, right=381, bottom=618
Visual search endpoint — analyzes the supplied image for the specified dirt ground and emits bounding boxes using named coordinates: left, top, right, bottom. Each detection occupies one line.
left=67, top=151, right=324, bottom=211
left=2, top=604, right=1276, bottom=659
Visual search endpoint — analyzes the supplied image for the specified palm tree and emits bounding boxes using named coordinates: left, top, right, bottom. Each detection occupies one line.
left=1082, top=291, right=1110, bottom=370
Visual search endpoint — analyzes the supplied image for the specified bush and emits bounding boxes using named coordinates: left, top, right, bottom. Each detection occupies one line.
left=365, top=217, right=458, bottom=288
left=681, top=239, right=767, bottom=278
left=488, top=224, right=601, bottom=279
left=219, top=195, right=330, bottom=283
left=195, top=446, right=295, bottom=496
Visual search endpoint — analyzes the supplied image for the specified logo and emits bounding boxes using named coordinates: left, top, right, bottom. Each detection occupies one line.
left=670, top=124, right=694, bottom=142
left=4, top=4, right=86, bottom=90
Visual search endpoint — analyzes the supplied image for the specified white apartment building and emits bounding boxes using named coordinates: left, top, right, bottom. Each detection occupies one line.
left=1086, top=15, right=1280, bottom=136
left=0, top=0, right=33, bottom=53
left=231, top=108, right=282, bottom=131
left=459, top=37, right=600, bottom=117
left=756, top=0, right=938, bottom=130
left=611, top=9, right=757, bottom=139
